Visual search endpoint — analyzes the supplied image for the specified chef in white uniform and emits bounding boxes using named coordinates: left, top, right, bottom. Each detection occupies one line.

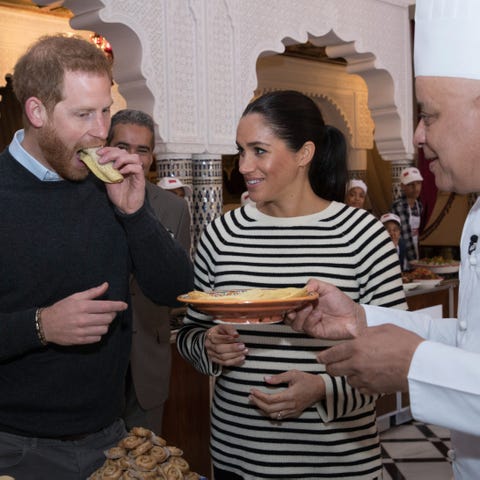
left=285, top=1, right=480, bottom=478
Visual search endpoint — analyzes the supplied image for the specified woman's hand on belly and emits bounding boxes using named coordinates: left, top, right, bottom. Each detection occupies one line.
left=248, top=370, right=326, bottom=420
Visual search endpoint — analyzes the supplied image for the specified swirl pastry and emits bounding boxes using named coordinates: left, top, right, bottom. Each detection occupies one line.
left=168, top=456, right=189, bottom=474
left=118, top=456, right=132, bottom=470
left=130, top=426, right=151, bottom=438
left=150, top=445, right=169, bottom=463
left=184, top=473, right=201, bottom=480
left=119, top=435, right=144, bottom=450
left=133, top=454, right=157, bottom=472
left=101, top=464, right=123, bottom=480
left=150, top=434, right=167, bottom=447
left=105, top=447, right=127, bottom=459
left=130, top=440, right=153, bottom=458
left=119, top=473, right=136, bottom=480
left=126, top=471, right=157, bottom=480
left=166, top=446, right=183, bottom=457
left=141, top=472, right=158, bottom=480
left=160, top=463, right=183, bottom=480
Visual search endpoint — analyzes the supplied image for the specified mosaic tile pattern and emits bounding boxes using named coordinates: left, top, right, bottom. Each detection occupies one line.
left=192, top=155, right=223, bottom=249
left=381, top=421, right=453, bottom=480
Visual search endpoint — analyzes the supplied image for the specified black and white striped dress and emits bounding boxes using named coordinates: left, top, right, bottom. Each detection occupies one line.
left=177, top=201, right=407, bottom=479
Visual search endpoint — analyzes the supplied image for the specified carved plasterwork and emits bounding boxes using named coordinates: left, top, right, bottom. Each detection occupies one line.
left=36, top=0, right=414, bottom=161
left=256, top=55, right=375, bottom=151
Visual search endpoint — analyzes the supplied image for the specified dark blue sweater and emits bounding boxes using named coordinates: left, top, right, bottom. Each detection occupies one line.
left=0, top=149, right=193, bottom=437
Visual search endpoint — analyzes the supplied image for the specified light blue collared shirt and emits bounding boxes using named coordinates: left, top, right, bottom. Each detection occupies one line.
left=9, top=130, right=63, bottom=182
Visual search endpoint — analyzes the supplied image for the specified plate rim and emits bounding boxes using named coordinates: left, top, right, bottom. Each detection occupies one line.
left=177, top=291, right=319, bottom=307
left=177, top=290, right=319, bottom=323
left=411, top=278, right=443, bottom=287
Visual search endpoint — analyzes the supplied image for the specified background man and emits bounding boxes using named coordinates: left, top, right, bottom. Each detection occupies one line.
left=107, top=109, right=191, bottom=434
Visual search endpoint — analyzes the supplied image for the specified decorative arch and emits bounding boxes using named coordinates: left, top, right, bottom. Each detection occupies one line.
left=314, top=93, right=353, bottom=145
left=255, top=53, right=373, bottom=149
left=244, top=27, right=410, bottom=162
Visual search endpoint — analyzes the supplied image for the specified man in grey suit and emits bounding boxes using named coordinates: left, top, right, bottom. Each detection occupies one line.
left=107, top=109, right=192, bottom=433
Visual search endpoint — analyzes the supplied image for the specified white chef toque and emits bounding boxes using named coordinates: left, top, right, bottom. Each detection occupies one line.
left=415, top=0, right=480, bottom=80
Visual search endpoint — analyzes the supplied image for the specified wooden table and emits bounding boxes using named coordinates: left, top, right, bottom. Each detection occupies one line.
left=162, top=333, right=212, bottom=477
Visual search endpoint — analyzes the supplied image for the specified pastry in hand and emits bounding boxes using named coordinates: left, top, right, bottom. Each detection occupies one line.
left=79, top=147, right=123, bottom=184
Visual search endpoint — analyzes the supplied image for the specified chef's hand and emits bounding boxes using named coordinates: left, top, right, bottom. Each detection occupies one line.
left=205, top=324, right=248, bottom=367
left=285, top=278, right=367, bottom=340
left=317, top=324, right=424, bottom=395
left=96, top=146, right=146, bottom=215
left=248, top=370, right=326, bottom=421
left=40, top=282, right=128, bottom=345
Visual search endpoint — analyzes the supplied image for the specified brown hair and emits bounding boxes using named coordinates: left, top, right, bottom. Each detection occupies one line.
left=12, top=34, right=112, bottom=112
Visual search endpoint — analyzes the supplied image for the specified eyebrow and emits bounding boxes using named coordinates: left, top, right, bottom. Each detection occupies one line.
left=236, top=140, right=271, bottom=148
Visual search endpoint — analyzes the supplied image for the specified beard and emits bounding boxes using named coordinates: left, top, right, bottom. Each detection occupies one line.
left=37, top=123, right=89, bottom=182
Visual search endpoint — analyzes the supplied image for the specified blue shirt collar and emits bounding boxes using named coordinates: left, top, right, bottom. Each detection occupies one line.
left=9, top=130, right=63, bottom=182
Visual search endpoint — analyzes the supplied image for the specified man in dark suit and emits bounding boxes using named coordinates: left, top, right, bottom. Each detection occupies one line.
left=107, top=109, right=191, bottom=433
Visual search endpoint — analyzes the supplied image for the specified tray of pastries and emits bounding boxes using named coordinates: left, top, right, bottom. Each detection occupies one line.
left=87, top=426, right=205, bottom=479
left=410, top=257, right=460, bottom=274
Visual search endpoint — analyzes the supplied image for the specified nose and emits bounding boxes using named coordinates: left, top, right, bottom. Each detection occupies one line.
left=413, top=119, right=425, bottom=148
left=238, top=153, right=254, bottom=175
left=90, top=113, right=110, bottom=141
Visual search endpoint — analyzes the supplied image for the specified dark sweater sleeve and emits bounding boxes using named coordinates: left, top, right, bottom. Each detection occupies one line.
left=0, top=308, right=44, bottom=361
left=117, top=202, right=194, bottom=306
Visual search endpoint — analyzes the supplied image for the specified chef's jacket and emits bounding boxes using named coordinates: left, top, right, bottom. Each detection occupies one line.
left=364, top=198, right=480, bottom=480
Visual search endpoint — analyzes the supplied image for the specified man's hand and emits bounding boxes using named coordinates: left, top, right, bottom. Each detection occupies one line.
left=96, top=146, right=146, bottom=214
left=317, top=324, right=424, bottom=394
left=285, top=278, right=367, bottom=340
left=41, top=282, right=128, bottom=345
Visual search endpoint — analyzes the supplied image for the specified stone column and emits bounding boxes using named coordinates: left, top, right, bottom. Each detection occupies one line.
left=156, top=153, right=194, bottom=252
left=191, top=154, right=223, bottom=250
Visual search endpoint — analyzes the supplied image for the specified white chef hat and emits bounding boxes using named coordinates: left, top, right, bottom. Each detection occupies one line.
left=157, top=176, right=192, bottom=196
left=347, top=179, right=367, bottom=194
left=414, top=0, right=480, bottom=80
left=400, top=167, right=424, bottom=185
left=380, top=213, right=401, bottom=226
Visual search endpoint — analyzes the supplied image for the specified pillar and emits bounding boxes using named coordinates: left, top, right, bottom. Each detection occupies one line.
left=191, top=154, right=223, bottom=249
